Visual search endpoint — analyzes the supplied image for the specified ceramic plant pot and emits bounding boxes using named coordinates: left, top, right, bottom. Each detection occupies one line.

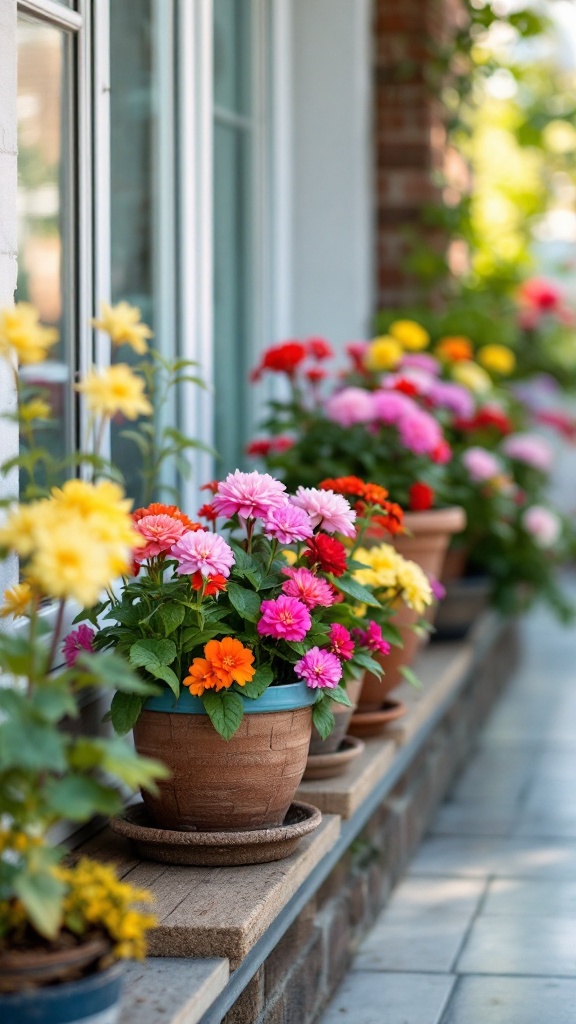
left=0, top=961, right=124, bottom=1024
left=308, top=674, right=364, bottom=756
left=359, top=506, right=466, bottom=706
left=133, top=683, right=316, bottom=832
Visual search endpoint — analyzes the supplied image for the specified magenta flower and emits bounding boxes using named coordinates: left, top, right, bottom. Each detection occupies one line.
left=429, top=577, right=446, bottom=602
left=372, top=390, right=417, bottom=425
left=325, top=387, right=376, bottom=427
left=264, top=504, right=314, bottom=544
left=328, top=623, right=355, bottom=661
left=399, top=407, right=443, bottom=455
left=401, top=353, right=441, bottom=375
left=171, top=529, right=235, bottom=578
left=213, top=470, right=288, bottom=521
left=257, top=595, right=311, bottom=641
left=281, top=567, right=335, bottom=609
left=462, top=446, right=503, bottom=483
left=295, top=647, right=343, bottom=689
left=62, top=625, right=96, bottom=667
left=502, top=433, right=554, bottom=473
left=427, top=381, right=474, bottom=419
left=290, top=487, right=357, bottom=538
left=133, top=513, right=187, bottom=564
left=353, top=621, right=391, bottom=656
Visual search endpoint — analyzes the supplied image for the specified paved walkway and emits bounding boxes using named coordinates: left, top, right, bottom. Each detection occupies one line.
left=319, top=586, right=576, bottom=1024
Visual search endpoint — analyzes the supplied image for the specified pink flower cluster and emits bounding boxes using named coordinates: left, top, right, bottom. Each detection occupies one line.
left=522, top=505, right=561, bottom=548
left=352, top=621, right=391, bottom=656
left=133, top=514, right=186, bottom=565
left=62, top=625, right=96, bottom=667
left=462, top=447, right=503, bottom=483
left=294, top=647, right=343, bottom=689
left=502, top=433, right=554, bottom=474
left=172, top=529, right=235, bottom=578
left=324, top=386, right=444, bottom=458
left=282, top=567, right=335, bottom=609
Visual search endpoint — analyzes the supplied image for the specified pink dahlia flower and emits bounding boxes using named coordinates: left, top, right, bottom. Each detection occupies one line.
left=427, top=381, right=474, bottom=420
left=328, top=623, right=355, bottom=661
left=257, top=595, right=311, bottom=641
left=522, top=505, right=561, bottom=548
left=295, top=647, right=343, bottom=689
left=399, top=407, right=443, bottom=455
left=62, top=625, right=96, bottom=667
left=290, top=487, right=356, bottom=538
left=133, top=513, right=187, bottom=564
left=171, top=529, right=235, bottom=578
left=213, top=470, right=288, bottom=521
left=502, top=433, right=554, bottom=474
left=264, top=504, right=314, bottom=544
left=401, top=353, right=441, bottom=375
left=324, top=387, right=376, bottom=427
left=281, top=567, right=336, bottom=609
left=352, top=621, right=391, bottom=656
left=462, top=447, right=503, bottom=483
left=371, top=390, right=417, bottom=425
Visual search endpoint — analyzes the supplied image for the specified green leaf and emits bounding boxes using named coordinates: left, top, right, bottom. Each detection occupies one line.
left=146, top=663, right=180, bottom=698
left=202, top=691, right=244, bottom=740
left=98, top=737, right=169, bottom=791
left=312, top=697, right=335, bottom=740
left=44, top=775, right=122, bottom=821
left=130, top=638, right=177, bottom=669
left=331, top=575, right=381, bottom=607
left=109, top=692, right=145, bottom=735
left=31, top=683, right=77, bottom=723
left=0, top=719, right=67, bottom=772
left=240, top=665, right=273, bottom=699
left=180, top=627, right=226, bottom=653
left=157, top=602, right=186, bottom=636
left=327, top=685, right=352, bottom=708
left=14, top=847, right=65, bottom=940
left=353, top=651, right=384, bottom=676
left=379, top=622, right=403, bottom=647
left=400, top=665, right=422, bottom=689
left=74, top=650, right=160, bottom=695
left=227, top=583, right=262, bottom=623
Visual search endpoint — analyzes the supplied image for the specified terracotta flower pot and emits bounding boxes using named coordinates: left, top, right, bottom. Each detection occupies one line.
left=358, top=506, right=466, bottom=706
left=133, top=683, right=316, bottom=832
left=308, top=673, right=364, bottom=756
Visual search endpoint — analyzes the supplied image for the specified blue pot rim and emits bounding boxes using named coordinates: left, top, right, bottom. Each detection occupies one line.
left=144, top=681, right=316, bottom=714
left=0, top=961, right=124, bottom=1021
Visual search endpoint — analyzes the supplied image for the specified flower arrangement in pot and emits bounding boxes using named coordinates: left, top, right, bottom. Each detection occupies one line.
left=87, top=471, right=395, bottom=835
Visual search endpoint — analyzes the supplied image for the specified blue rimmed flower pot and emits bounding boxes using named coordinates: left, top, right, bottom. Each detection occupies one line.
left=0, top=961, right=124, bottom=1024
left=133, top=682, right=316, bottom=832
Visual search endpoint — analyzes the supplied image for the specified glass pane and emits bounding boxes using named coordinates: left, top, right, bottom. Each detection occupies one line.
left=214, top=0, right=252, bottom=115
left=16, top=17, right=73, bottom=493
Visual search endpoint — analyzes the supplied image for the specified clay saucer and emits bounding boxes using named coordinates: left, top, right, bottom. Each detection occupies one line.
left=110, top=801, right=322, bottom=866
left=303, top=735, right=365, bottom=780
left=347, top=698, right=407, bottom=738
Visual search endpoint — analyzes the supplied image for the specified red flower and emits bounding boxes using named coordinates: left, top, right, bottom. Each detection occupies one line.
left=191, top=571, right=227, bottom=595
left=305, top=367, right=327, bottom=384
left=246, top=438, right=273, bottom=457
left=261, top=341, right=307, bottom=375
left=303, top=533, right=348, bottom=577
left=431, top=439, right=452, bottom=465
left=201, top=480, right=219, bottom=494
left=197, top=503, right=218, bottom=522
left=409, top=482, right=434, bottom=512
left=367, top=503, right=404, bottom=535
left=392, top=379, right=419, bottom=397
left=307, top=337, right=333, bottom=360
left=271, top=436, right=295, bottom=453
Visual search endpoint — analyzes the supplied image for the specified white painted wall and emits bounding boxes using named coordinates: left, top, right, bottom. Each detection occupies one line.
left=0, top=0, right=18, bottom=594
left=290, top=0, right=374, bottom=348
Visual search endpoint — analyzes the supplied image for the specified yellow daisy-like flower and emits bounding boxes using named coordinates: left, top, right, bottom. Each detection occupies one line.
left=451, top=361, right=493, bottom=395
left=92, top=302, right=153, bottom=355
left=281, top=548, right=298, bottom=566
left=354, top=544, right=400, bottom=591
left=28, top=517, right=127, bottom=607
left=0, top=303, right=59, bottom=365
left=0, top=502, right=49, bottom=558
left=0, top=582, right=34, bottom=619
left=76, top=364, right=153, bottom=420
left=388, top=320, right=430, bottom=351
left=365, top=336, right=403, bottom=372
left=395, top=556, right=433, bottom=614
left=20, top=398, right=52, bottom=422
left=477, top=344, right=516, bottom=376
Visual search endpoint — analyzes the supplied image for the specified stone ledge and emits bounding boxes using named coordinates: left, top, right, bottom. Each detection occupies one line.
left=120, top=957, right=229, bottom=1024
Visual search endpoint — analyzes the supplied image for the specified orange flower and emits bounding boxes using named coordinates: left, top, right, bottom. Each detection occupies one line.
left=204, top=637, right=255, bottom=688
left=132, top=502, right=201, bottom=532
left=362, top=483, right=391, bottom=507
left=319, top=476, right=366, bottom=499
left=435, top=337, right=473, bottom=362
left=190, top=571, right=227, bottom=596
left=184, top=658, right=220, bottom=696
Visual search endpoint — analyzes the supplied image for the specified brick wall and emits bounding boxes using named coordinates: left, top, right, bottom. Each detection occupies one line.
left=373, top=0, right=461, bottom=311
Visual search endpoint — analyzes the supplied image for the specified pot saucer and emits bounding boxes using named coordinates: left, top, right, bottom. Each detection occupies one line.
left=110, top=801, right=322, bottom=866
left=303, top=735, right=365, bottom=780
left=347, top=698, right=407, bottom=738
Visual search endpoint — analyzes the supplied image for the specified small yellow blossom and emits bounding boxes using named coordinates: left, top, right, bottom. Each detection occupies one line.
left=451, top=360, right=493, bottom=395
left=0, top=303, right=59, bottom=365
left=92, top=301, right=153, bottom=355
left=388, top=320, right=430, bottom=351
left=365, top=336, right=403, bottom=372
left=0, top=581, right=34, bottom=619
left=354, top=544, right=400, bottom=591
left=76, top=364, right=153, bottom=420
left=20, top=398, right=52, bottom=422
left=281, top=549, right=298, bottom=566
left=477, top=344, right=516, bottom=376
left=394, top=558, right=433, bottom=614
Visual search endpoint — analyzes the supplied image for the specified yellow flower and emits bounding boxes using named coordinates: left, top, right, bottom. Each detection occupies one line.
left=281, top=549, right=298, bottom=566
left=477, top=344, right=516, bottom=375
left=451, top=361, right=492, bottom=395
left=388, top=320, right=430, bottom=351
left=395, top=556, right=433, bottom=614
left=76, top=364, right=153, bottom=420
left=365, top=336, right=403, bottom=372
left=354, top=544, right=400, bottom=591
left=0, top=582, right=34, bottom=619
left=0, top=502, right=49, bottom=558
left=0, top=303, right=59, bottom=365
left=28, top=519, right=126, bottom=606
left=92, top=302, right=153, bottom=355
left=20, top=398, right=52, bottom=422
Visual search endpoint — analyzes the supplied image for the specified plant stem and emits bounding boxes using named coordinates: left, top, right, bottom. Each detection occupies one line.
left=46, top=599, right=66, bottom=674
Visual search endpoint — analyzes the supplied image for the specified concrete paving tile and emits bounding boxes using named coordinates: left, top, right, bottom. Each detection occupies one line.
left=482, top=877, right=576, bottom=917
left=441, top=975, right=576, bottom=1024
left=355, top=915, right=472, bottom=972
left=431, top=804, right=516, bottom=837
left=456, top=915, right=576, bottom=976
left=513, top=815, right=576, bottom=839
left=409, top=836, right=576, bottom=879
left=318, top=972, right=455, bottom=1024
left=383, top=877, right=486, bottom=920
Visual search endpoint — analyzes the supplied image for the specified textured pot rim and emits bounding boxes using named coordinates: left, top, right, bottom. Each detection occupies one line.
left=144, top=680, right=317, bottom=714
left=400, top=505, right=466, bottom=536
left=0, top=960, right=124, bottom=1006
